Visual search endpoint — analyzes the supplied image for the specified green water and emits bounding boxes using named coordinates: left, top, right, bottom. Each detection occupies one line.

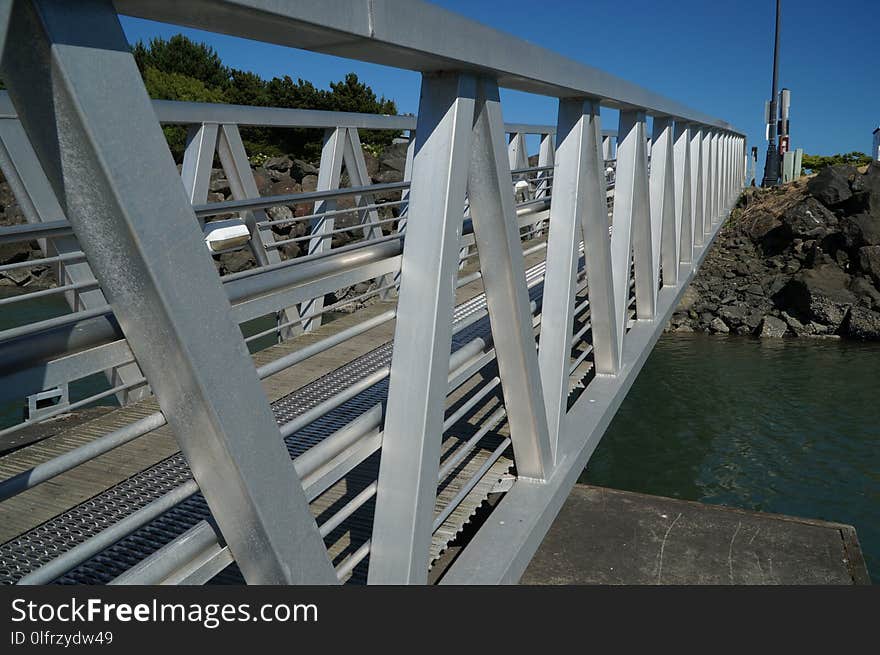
left=580, top=333, right=880, bottom=582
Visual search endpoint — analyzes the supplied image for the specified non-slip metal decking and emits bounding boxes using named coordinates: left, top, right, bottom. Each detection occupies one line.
left=0, top=251, right=554, bottom=585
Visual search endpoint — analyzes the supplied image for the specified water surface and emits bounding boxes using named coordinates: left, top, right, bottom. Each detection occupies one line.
left=581, top=333, right=880, bottom=582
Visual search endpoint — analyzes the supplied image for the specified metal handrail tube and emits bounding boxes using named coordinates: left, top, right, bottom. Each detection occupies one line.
left=255, top=309, right=396, bottom=380
left=443, top=377, right=501, bottom=432
left=0, top=412, right=166, bottom=501
left=569, top=344, right=594, bottom=374
left=0, top=279, right=99, bottom=307
left=265, top=216, right=400, bottom=249
left=256, top=198, right=405, bottom=230
left=336, top=540, right=371, bottom=581
left=0, top=376, right=147, bottom=441
left=193, top=181, right=410, bottom=219
left=319, top=482, right=378, bottom=537
left=16, top=479, right=200, bottom=585
left=279, top=367, right=390, bottom=439
left=438, top=405, right=507, bottom=482
left=111, top=414, right=385, bottom=585
left=244, top=281, right=397, bottom=343
left=0, top=219, right=73, bottom=245
left=0, top=239, right=403, bottom=376
left=0, top=250, right=85, bottom=273
left=293, top=404, right=383, bottom=481
left=433, top=437, right=512, bottom=532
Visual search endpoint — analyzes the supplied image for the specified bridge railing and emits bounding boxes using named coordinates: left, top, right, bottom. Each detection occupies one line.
left=0, top=0, right=745, bottom=585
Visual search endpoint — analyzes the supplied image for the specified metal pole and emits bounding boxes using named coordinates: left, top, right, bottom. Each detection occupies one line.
left=761, top=0, right=781, bottom=187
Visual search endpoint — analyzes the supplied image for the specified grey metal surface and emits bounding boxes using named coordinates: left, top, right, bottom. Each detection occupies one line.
left=113, top=0, right=742, bottom=132
left=0, top=0, right=746, bottom=586
left=1, top=0, right=334, bottom=584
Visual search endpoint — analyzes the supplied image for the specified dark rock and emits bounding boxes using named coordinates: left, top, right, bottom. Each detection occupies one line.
left=270, top=177, right=302, bottom=197
left=759, top=315, right=788, bottom=338
left=842, top=162, right=880, bottom=217
left=301, top=174, right=319, bottom=193
left=840, top=213, right=880, bottom=247
left=779, top=197, right=837, bottom=240
left=709, top=317, right=729, bottom=333
left=291, top=159, right=319, bottom=179
left=378, top=142, right=409, bottom=174
left=806, top=165, right=855, bottom=207
left=216, top=249, right=256, bottom=275
left=773, top=264, right=856, bottom=330
left=718, top=304, right=748, bottom=326
left=843, top=306, right=880, bottom=340
left=857, top=245, right=880, bottom=285
left=850, top=275, right=880, bottom=310
left=361, top=150, right=379, bottom=179
left=265, top=156, right=293, bottom=172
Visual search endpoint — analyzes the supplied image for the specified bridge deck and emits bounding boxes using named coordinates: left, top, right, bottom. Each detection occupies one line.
left=0, top=238, right=561, bottom=583
left=523, top=485, right=871, bottom=585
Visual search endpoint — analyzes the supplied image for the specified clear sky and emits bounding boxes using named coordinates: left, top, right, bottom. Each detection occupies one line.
left=120, top=0, right=878, bottom=168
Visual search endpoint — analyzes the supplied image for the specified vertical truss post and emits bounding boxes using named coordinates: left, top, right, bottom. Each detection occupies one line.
left=467, top=76, right=553, bottom=477
left=369, top=72, right=476, bottom=584
left=649, top=116, right=676, bottom=288
left=1, top=0, right=335, bottom=584
left=616, top=110, right=653, bottom=321
left=535, top=132, right=555, bottom=199
left=180, top=122, right=219, bottom=226
left=342, top=127, right=384, bottom=242
left=507, top=131, right=529, bottom=171
left=701, top=128, right=712, bottom=238
left=302, top=126, right=345, bottom=330
left=540, top=96, right=619, bottom=449
left=673, top=122, right=693, bottom=267
left=709, top=130, right=719, bottom=225
left=388, top=130, right=414, bottom=296
left=216, top=122, right=302, bottom=339
left=691, top=126, right=705, bottom=248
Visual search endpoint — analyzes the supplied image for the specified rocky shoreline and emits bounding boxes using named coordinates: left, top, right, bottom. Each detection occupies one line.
left=0, top=142, right=410, bottom=291
left=668, top=162, right=880, bottom=340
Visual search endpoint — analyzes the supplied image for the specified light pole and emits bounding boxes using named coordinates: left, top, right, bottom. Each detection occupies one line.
left=761, top=0, right=782, bottom=187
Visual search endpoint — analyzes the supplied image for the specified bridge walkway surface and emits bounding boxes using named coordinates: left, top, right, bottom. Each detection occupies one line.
left=1, top=235, right=595, bottom=584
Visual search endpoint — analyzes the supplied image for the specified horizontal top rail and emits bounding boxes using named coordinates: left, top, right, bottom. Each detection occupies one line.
left=113, top=0, right=742, bottom=134
left=0, top=92, right=563, bottom=136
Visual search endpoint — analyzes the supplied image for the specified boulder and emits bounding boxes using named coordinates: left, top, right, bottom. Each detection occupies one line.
left=843, top=162, right=880, bottom=217
left=709, top=317, right=729, bottom=334
left=718, top=304, right=748, bottom=327
left=378, top=142, right=409, bottom=174
left=773, top=264, right=856, bottom=330
left=292, top=159, right=319, bottom=179
left=857, top=245, right=880, bottom=285
left=840, top=213, right=880, bottom=248
left=361, top=149, right=380, bottom=179
left=843, top=306, right=880, bottom=340
left=759, top=315, right=788, bottom=338
left=806, top=164, right=855, bottom=207
left=676, top=286, right=701, bottom=312
left=849, top=275, right=880, bottom=310
left=300, top=174, right=319, bottom=193
left=779, top=197, right=837, bottom=240
left=265, top=156, right=293, bottom=172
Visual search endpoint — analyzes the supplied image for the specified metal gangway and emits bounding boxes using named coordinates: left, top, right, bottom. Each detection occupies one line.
left=0, top=0, right=746, bottom=585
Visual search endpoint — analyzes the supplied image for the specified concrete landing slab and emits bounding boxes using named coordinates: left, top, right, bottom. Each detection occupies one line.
left=522, top=485, right=870, bottom=585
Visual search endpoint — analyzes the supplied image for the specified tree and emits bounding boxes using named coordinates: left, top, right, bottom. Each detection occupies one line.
left=132, top=35, right=229, bottom=89
left=801, top=152, right=872, bottom=174
left=131, top=36, right=400, bottom=161
left=141, top=66, right=227, bottom=159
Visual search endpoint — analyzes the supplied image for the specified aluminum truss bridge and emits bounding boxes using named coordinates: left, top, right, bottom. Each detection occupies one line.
left=0, top=0, right=746, bottom=585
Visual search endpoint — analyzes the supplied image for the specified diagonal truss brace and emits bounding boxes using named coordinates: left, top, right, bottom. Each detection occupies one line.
left=0, top=0, right=335, bottom=584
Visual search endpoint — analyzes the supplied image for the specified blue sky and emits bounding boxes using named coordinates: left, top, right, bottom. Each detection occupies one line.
left=120, top=0, right=878, bottom=168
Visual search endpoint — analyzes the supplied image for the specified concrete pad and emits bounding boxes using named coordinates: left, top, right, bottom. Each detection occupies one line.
left=522, top=485, right=869, bottom=585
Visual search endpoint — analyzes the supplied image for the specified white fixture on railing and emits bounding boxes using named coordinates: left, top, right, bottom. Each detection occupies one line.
left=203, top=218, right=251, bottom=253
